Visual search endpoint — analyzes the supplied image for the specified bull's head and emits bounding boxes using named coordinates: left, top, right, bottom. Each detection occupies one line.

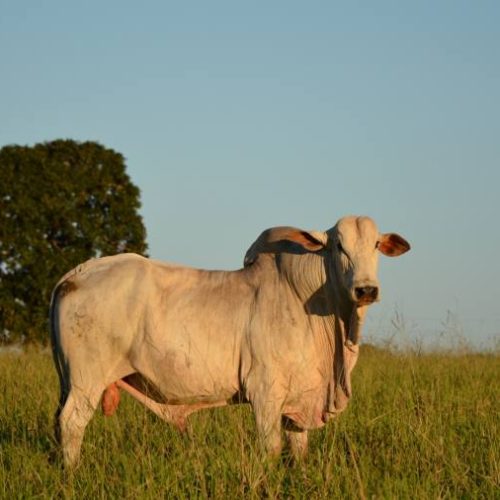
left=328, top=216, right=410, bottom=306
left=244, top=215, right=410, bottom=309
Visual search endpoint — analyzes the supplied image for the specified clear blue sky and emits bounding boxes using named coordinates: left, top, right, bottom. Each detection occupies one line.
left=1, top=2, right=499, bottom=348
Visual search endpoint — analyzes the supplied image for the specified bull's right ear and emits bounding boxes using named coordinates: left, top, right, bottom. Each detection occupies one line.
left=244, top=227, right=327, bottom=266
left=288, top=230, right=327, bottom=252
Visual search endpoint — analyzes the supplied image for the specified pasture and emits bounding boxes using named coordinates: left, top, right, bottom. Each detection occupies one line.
left=0, top=345, right=498, bottom=498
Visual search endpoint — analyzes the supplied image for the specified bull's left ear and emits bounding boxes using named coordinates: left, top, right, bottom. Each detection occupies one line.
left=378, top=233, right=410, bottom=257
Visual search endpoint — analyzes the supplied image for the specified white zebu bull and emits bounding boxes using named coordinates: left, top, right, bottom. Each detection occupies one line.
left=50, top=215, right=410, bottom=467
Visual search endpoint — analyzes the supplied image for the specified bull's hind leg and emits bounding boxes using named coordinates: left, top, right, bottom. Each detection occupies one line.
left=59, top=385, right=104, bottom=468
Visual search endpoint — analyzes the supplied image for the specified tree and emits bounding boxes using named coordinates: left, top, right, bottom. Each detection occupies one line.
left=0, top=139, right=148, bottom=344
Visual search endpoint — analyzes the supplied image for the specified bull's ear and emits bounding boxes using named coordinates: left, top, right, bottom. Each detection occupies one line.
left=244, top=227, right=327, bottom=267
left=290, top=230, right=327, bottom=252
left=378, top=233, right=410, bottom=257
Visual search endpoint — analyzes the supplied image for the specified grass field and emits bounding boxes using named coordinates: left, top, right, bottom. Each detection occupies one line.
left=0, top=345, right=498, bottom=498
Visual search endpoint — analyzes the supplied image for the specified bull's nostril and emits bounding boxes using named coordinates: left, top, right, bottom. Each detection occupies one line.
left=355, top=286, right=379, bottom=300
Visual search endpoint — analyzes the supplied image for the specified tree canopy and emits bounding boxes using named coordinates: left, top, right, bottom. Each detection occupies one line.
left=0, top=139, right=148, bottom=344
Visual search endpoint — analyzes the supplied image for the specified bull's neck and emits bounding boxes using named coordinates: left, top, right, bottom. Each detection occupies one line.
left=277, top=252, right=338, bottom=361
left=277, top=252, right=327, bottom=304
left=324, top=257, right=368, bottom=413
left=274, top=251, right=365, bottom=348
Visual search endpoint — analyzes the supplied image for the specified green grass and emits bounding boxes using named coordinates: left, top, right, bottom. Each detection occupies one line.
left=0, top=346, right=498, bottom=498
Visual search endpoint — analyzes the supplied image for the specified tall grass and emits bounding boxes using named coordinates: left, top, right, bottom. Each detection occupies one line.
left=0, top=346, right=498, bottom=498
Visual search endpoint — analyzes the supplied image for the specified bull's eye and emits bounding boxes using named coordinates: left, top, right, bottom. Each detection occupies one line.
left=337, top=241, right=349, bottom=259
left=375, top=241, right=380, bottom=249
left=336, top=241, right=350, bottom=270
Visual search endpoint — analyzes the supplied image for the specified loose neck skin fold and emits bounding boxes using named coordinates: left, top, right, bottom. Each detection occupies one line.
left=275, top=248, right=363, bottom=414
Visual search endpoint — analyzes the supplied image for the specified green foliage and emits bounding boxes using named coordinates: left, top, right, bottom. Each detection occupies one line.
left=0, top=348, right=498, bottom=498
left=0, top=140, right=147, bottom=343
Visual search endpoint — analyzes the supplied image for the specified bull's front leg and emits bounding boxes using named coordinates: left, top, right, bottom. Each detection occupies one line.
left=285, top=429, right=308, bottom=460
left=251, top=393, right=283, bottom=458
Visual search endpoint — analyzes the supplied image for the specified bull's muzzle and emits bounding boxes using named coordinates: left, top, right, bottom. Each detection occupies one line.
left=353, top=285, right=379, bottom=305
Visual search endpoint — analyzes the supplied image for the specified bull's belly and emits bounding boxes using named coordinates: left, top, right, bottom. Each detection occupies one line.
left=130, top=348, right=240, bottom=405
left=155, top=381, right=238, bottom=406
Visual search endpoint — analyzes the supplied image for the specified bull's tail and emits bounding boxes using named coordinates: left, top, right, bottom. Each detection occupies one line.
left=49, top=280, right=71, bottom=444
